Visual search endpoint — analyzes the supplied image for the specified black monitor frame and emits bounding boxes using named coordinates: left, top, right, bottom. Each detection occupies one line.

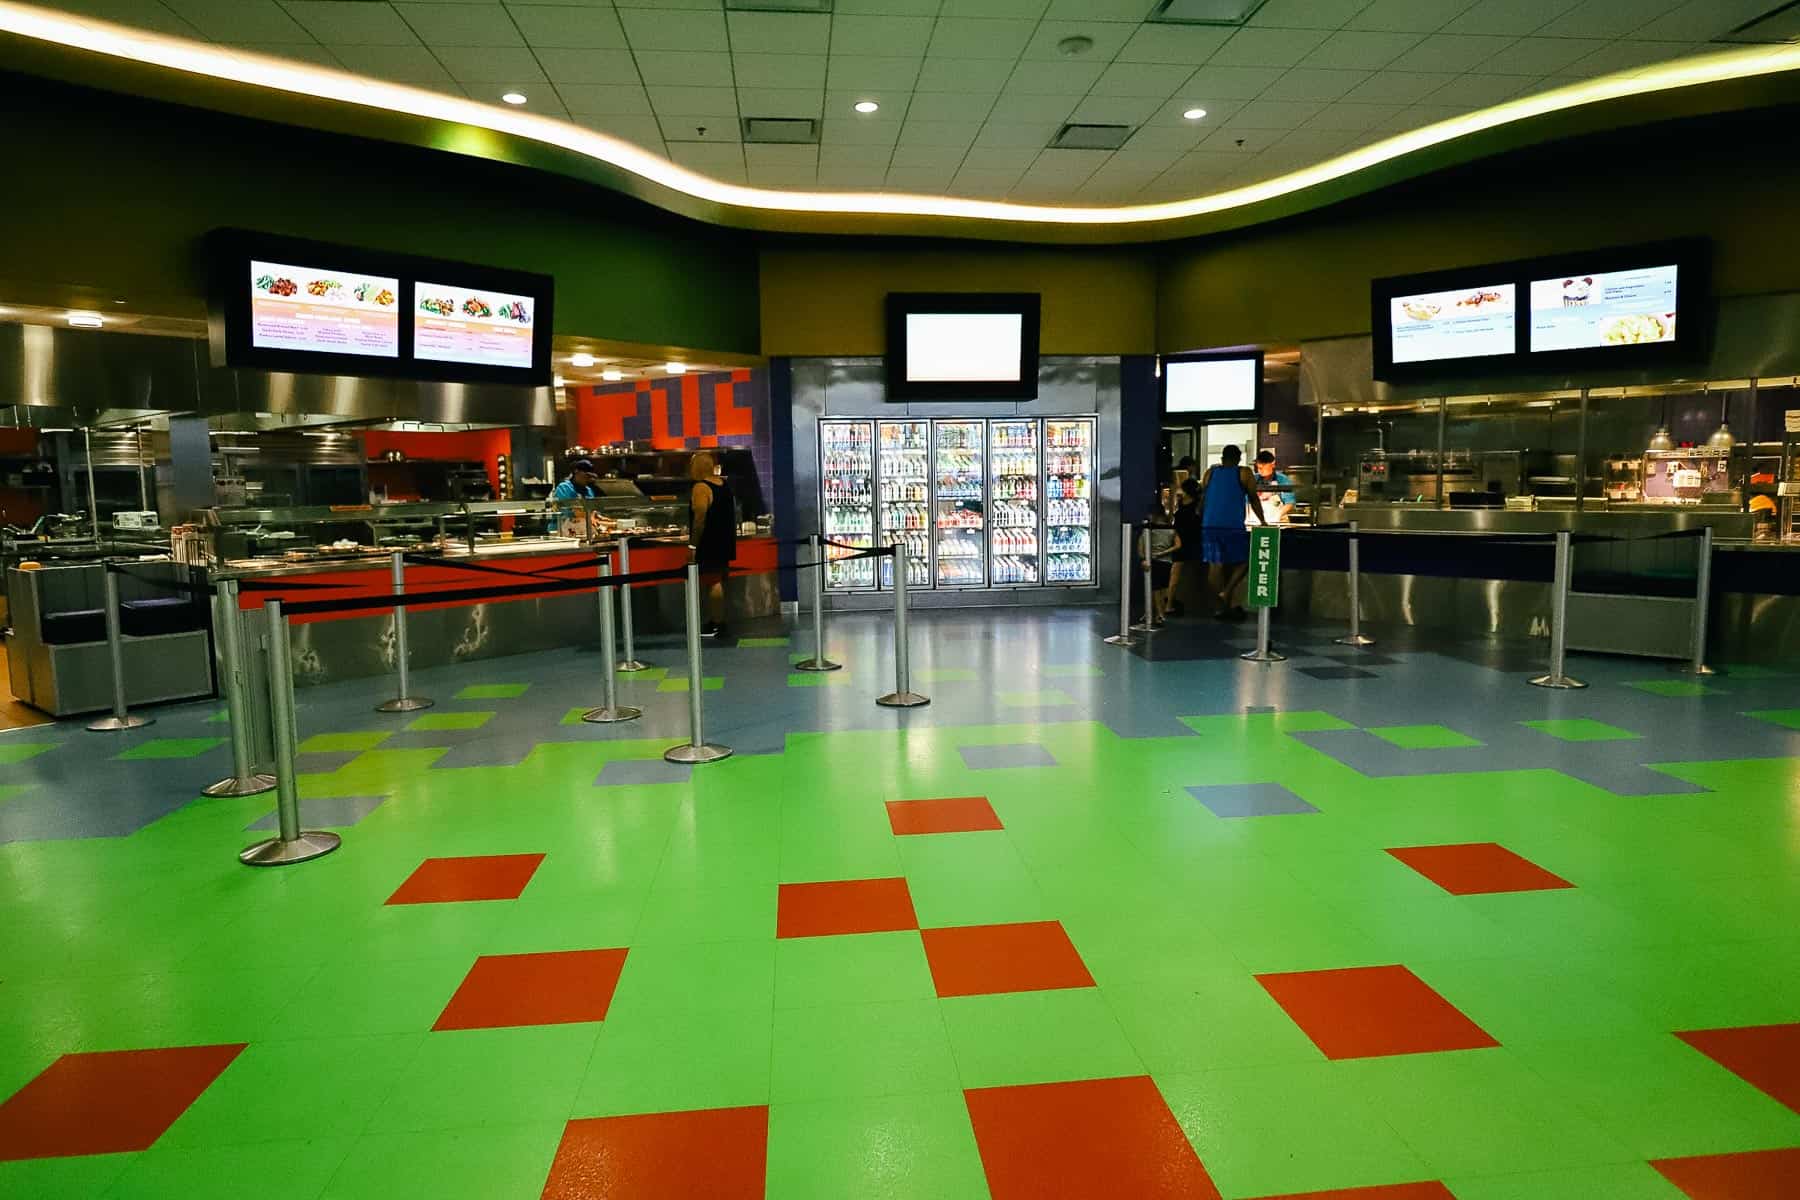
left=884, top=292, right=1041, bottom=401
left=1160, top=350, right=1263, bottom=422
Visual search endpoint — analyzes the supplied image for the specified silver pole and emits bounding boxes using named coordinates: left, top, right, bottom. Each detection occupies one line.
left=1529, top=530, right=1586, bottom=689
left=1240, top=604, right=1287, bottom=663
left=616, top=535, right=650, bottom=672
left=375, top=550, right=432, bottom=712
left=584, top=560, right=641, bottom=723
left=1130, top=526, right=1159, bottom=633
left=204, top=578, right=275, bottom=795
left=87, top=566, right=151, bottom=731
left=1335, top=521, right=1374, bottom=647
left=878, top=541, right=928, bottom=708
left=240, top=599, right=340, bottom=866
left=1102, top=522, right=1137, bottom=646
left=136, top=427, right=149, bottom=511
left=84, top=427, right=99, bottom=542
left=664, top=561, right=732, bottom=764
left=795, top=532, right=840, bottom=671
left=1676, top=525, right=1718, bottom=676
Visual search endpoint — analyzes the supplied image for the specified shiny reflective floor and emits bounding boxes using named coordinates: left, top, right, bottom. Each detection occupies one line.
left=1, top=608, right=1798, bottom=1198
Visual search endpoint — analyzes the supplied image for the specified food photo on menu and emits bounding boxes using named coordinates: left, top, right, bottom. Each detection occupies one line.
left=248, top=260, right=399, bottom=357
left=413, top=282, right=536, bottom=369
left=1388, top=283, right=1515, bottom=363
left=1529, top=265, right=1678, bottom=351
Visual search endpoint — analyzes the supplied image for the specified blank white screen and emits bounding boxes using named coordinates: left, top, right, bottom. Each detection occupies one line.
left=1165, top=358, right=1257, bottom=413
left=905, top=312, right=1023, bottom=382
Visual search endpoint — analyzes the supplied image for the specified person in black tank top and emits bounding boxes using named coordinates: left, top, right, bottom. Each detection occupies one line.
left=689, top=453, right=737, bottom=637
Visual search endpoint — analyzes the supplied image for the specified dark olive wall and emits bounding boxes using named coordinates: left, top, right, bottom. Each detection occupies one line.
left=0, top=73, right=759, bottom=354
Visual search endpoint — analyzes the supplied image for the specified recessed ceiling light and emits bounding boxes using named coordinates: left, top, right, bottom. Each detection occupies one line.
left=569, top=352, right=595, bottom=367
left=602, top=368, right=624, bottom=382
left=111, top=298, right=128, bottom=305
left=1182, top=107, right=1207, bottom=120
left=501, top=91, right=527, bottom=105
left=664, top=362, right=688, bottom=374
left=1056, top=36, right=1094, bottom=57
left=853, top=100, right=879, bottom=114
left=67, top=312, right=103, bottom=328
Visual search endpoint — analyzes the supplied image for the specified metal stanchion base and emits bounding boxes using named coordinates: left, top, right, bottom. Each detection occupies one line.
left=1669, top=662, right=1720, bottom=676
left=375, top=696, right=434, bottom=713
left=582, top=705, right=643, bottom=724
left=1335, top=633, right=1376, bottom=647
left=617, top=660, right=653, bottom=673
left=1528, top=674, right=1589, bottom=689
left=876, top=690, right=930, bottom=708
left=1240, top=649, right=1287, bottom=663
left=203, top=773, right=278, bottom=798
left=1129, top=620, right=1161, bottom=633
left=793, top=657, right=842, bottom=672
left=87, top=713, right=152, bottom=732
left=1102, top=634, right=1137, bottom=646
left=239, top=830, right=341, bottom=867
left=664, top=742, right=733, bottom=764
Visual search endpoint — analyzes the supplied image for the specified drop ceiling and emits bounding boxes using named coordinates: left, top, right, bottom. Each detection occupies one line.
left=20, top=0, right=1800, bottom=206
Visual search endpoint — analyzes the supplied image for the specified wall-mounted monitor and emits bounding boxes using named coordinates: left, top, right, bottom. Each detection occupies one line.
left=207, top=229, right=555, bottom=385
left=1387, top=283, right=1516, bottom=366
left=1162, top=352, right=1261, bottom=419
left=885, top=292, right=1040, bottom=400
left=1528, top=263, right=1680, bottom=354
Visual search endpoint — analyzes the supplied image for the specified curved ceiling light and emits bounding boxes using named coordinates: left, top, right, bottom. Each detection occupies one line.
left=4, top=1, right=1800, bottom=231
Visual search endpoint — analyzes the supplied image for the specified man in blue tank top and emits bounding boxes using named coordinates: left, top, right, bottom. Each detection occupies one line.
left=1199, top=445, right=1268, bottom=620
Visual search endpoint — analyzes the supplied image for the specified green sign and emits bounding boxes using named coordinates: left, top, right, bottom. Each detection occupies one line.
left=1248, top=525, right=1280, bottom=609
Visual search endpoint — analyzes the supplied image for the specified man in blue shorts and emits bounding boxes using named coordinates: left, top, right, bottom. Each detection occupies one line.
left=1198, top=445, right=1269, bottom=620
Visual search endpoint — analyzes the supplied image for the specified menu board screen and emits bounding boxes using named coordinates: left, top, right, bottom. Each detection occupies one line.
left=413, top=283, right=538, bottom=369
left=249, top=260, right=399, bottom=358
left=1529, top=265, right=1678, bottom=352
left=1388, top=284, right=1516, bottom=364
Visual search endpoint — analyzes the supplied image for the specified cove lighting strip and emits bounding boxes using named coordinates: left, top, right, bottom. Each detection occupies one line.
left=6, top=1, right=1800, bottom=229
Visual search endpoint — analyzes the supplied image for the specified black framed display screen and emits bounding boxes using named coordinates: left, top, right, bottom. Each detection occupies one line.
left=1162, top=352, right=1262, bottom=420
left=885, top=292, right=1041, bottom=400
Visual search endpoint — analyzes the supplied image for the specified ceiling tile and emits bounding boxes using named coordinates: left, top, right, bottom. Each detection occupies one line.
left=737, top=88, right=824, bottom=119
left=536, top=49, right=640, bottom=84
left=223, top=43, right=343, bottom=69
left=281, top=2, right=416, bottom=46
left=635, top=50, right=736, bottom=86
left=1003, top=60, right=1106, bottom=95
left=1021, top=147, right=1111, bottom=176
left=164, top=0, right=308, bottom=42
left=1228, top=98, right=1323, bottom=129
left=827, top=55, right=923, bottom=90
left=435, top=46, right=545, bottom=81
left=53, top=0, right=199, bottom=38
left=1386, top=34, right=1518, bottom=74
left=1104, top=146, right=1186, bottom=172
left=824, top=88, right=907, bottom=118
left=392, top=3, right=521, bottom=48
left=507, top=6, right=628, bottom=49
left=733, top=53, right=826, bottom=89
left=817, top=165, right=891, bottom=187
left=904, top=92, right=999, bottom=121
left=1405, top=103, right=1478, bottom=124
left=656, top=112, right=740, bottom=141
left=567, top=112, right=664, bottom=149
left=1144, top=95, right=1244, bottom=126
left=1116, top=24, right=1235, bottom=64
left=927, top=18, right=1039, bottom=59
left=749, top=164, right=816, bottom=187
left=835, top=0, right=941, bottom=13
left=1427, top=73, right=1540, bottom=108
left=1041, top=0, right=1154, bottom=17
left=950, top=167, right=1026, bottom=192
left=327, top=43, right=453, bottom=82
left=1630, top=0, right=1775, bottom=41
left=890, top=142, right=972, bottom=165
left=1341, top=70, right=1456, bottom=103
left=818, top=144, right=894, bottom=166
left=986, top=93, right=1079, bottom=123
left=1298, top=29, right=1422, bottom=69
left=744, top=143, right=818, bottom=168
left=558, top=83, right=655, bottom=114
left=886, top=165, right=959, bottom=190
left=1302, top=100, right=1403, bottom=130
left=1261, top=67, right=1370, bottom=100
left=1346, top=0, right=1477, bottom=32
left=1209, top=27, right=1333, bottom=68
left=1021, top=21, right=1138, bottom=61
left=1565, top=39, right=1701, bottom=76
left=973, top=121, right=1062, bottom=148
left=819, top=116, right=901, bottom=145
left=726, top=11, right=830, bottom=55
left=1091, top=62, right=1195, bottom=98
left=1439, top=0, right=1572, bottom=36
left=1477, top=36, right=1608, bottom=75
left=1249, top=0, right=1373, bottom=27
left=830, top=15, right=936, bottom=57
left=612, top=0, right=720, bottom=10
left=1067, top=94, right=1164, bottom=124
left=648, top=85, right=739, bottom=116
left=969, top=148, right=1043, bottom=169
left=1274, top=125, right=1362, bottom=153
left=1181, top=63, right=1284, bottom=99
left=1121, top=124, right=1209, bottom=153
left=897, top=121, right=982, bottom=148
left=619, top=7, right=727, bottom=52
left=940, top=0, right=1050, bottom=16
left=1536, top=0, right=1686, bottom=38
left=914, top=58, right=1008, bottom=93
left=668, top=141, right=745, bottom=173
left=473, top=84, right=567, bottom=116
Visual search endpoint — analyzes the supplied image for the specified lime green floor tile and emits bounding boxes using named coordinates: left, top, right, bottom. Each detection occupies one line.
left=299, top=731, right=392, bottom=753
left=604, top=940, right=776, bottom=1019
left=774, top=931, right=935, bottom=1009
left=1745, top=707, right=1800, bottom=730
left=1367, top=724, right=1482, bottom=749
left=1626, top=679, right=1721, bottom=697
left=940, top=988, right=1142, bottom=1089
left=0, top=783, right=30, bottom=805
left=917, top=667, right=977, bottom=683
left=634, top=883, right=776, bottom=944
left=657, top=675, right=723, bottom=692
left=737, top=636, right=790, bottom=647
left=319, top=1122, right=562, bottom=1200
left=0, top=1153, right=135, bottom=1198
left=1101, top=972, right=1324, bottom=1073
left=0, top=741, right=58, bottom=763
left=107, top=1137, right=354, bottom=1199
left=1523, top=718, right=1640, bottom=741
left=997, top=688, right=1076, bottom=707
left=618, top=666, right=668, bottom=681
left=576, top=1005, right=771, bottom=1117
left=898, top=833, right=1049, bottom=928
left=454, top=683, right=530, bottom=700
left=1445, top=1162, right=1687, bottom=1199
left=206, top=709, right=231, bottom=724
left=764, top=1091, right=989, bottom=1200
left=557, top=707, right=590, bottom=726
left=1042, top=663, right=1104, bottom=677
left=270, top=958, right=475, bottom=1040
left=367, top=1024, right=597, bottom=1133
left=771, top=999, right=960, bottom=1102
left=788, top=672, right=851, bottom=687
left=116, top=738, right=226, bottom=761
left=405, top=710, right=493, bottom=731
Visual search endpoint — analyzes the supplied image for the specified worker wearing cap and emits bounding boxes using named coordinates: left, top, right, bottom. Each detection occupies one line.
left=552, top=458, right=601, bottom=534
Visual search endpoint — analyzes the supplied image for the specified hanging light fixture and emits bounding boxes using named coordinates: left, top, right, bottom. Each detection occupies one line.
left=1706, top=384, right=1734, bottom=450
left=1648, top=393, right=1674, bottom=452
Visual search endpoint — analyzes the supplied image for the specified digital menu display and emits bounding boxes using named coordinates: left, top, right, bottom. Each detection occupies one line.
left=249, top=260, right=399, bottom=358
left=413, top=283, right=538, bottom=370
left=1529, top=264, right=1678, bottom=352
left=1388, top=284, right=1516, bottom=364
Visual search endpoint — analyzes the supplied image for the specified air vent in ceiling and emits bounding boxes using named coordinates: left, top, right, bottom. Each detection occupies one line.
left=1051, top=123, right=1132, bottom=151
left=1715, top=1, right=1800, bottom=43
left=1148, top=0, right=1268, bottom=25
left=741, top=117, right=820, bottom=144
left=724, top=0, right=833, bottom=12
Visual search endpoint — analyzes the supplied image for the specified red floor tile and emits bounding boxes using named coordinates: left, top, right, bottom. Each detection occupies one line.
left=921, top=921, right=1094, bottom=998
left=885, top=796, right=1004, bottom=835
left=1384, top=842, right=1574, bottom=895
left=1676, top=1023, right=1800, bottom=1114
left=1250, top=1185, right=1456, bottom=1199
left=541, top=1105, right=768, bottom=1199
left=0, top=1044, right=245, bottom=1161
left=776, top=877, right=919, bottom=938
left=433, top=948, right=629, bottom=1032
left=1255, top=965, right=1499, bottom=1060
left=964, top=1075, right=1221, bottom=1200
left=385, top=853, right=546, bottom=905
left=1650, top=1146, right=1800, bottom=1198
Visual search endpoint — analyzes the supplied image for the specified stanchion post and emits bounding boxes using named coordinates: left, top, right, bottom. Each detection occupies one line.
left=240, top=598, right=340, bottom=866
left=1335, top=521, right=1375, bottom=647
left=584, top=561, right=642, bottom=723
left=615, top=535, right=650, bottom=673
left=1240, top=524, right=1286, bottom=663
left=86, top=565, right=152, bottom=732
left=664, top=560, right=732, bottom=764
left=1102, top=522, right=1138, bottom=647
left=1675, top=525, right=1718, bottom=676
left=204, top=578, right=276, bottom=796
left=794, top=532, right=841, bottom=671
left=375, top=551, right=433, bottom=713
left=1130, top=525, right=1160, bottom=633
left=878, top=543, right=929, bottom=708
left=1529, top=530, right=1587, bottom=689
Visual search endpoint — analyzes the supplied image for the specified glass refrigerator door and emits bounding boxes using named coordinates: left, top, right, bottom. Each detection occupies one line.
left=1044, top=418, right=1095, bottom=584
left=878, top=419, right=932, bottom=589
left=988, top=419, right=1041, bottom=586
left=933, top=419, right=986, bottom=588
left=819, top=419, right=876, bottom=590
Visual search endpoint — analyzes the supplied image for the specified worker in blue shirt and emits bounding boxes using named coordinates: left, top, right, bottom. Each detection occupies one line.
left=552, top=458, right=600, bottom=532
left=1254, top=450, right=1295, bottom=504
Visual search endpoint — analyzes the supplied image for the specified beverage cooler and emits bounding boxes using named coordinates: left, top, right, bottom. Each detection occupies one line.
left=817, top=416, right=1096, bottom=595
